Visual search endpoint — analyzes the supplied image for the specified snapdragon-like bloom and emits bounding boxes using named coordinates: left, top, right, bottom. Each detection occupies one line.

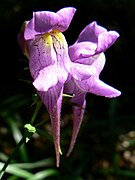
left=18, top=7, right=96, bottom=167
left=64, top=21, right=121, bottom=156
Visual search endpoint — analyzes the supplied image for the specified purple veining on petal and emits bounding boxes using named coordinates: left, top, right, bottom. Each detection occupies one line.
left=38, top=82, right=63, bottom=167
left=66, top=90, right=86, bottom=157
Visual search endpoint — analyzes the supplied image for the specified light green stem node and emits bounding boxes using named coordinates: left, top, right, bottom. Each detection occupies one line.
left=24, top=124, right=36, bottom=142
left=24, top=124, right=36, bottom=133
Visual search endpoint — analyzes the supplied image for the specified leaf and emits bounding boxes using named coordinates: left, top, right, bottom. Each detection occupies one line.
left=8, top=116, right=29, bottom=162
left=0, top=163, right=34, bottom=179
left=27, top=169, right=59, bottom=180
left=10, top=158, right=54, bottom=169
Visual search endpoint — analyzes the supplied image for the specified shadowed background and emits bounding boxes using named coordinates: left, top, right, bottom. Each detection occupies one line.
left=0, top=0, right=135, bottom=179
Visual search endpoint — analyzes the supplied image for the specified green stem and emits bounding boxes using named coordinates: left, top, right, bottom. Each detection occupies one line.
left=0, top=132, right=31, bottom=179
left=35, top=119, right=47, bottom=128
left=31, top=101, right=42, bottom=125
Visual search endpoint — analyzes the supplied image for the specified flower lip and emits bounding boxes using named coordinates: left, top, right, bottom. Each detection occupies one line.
left=71, top=21, right=120, bottom=56
left=24, top=7, right=76, bottom=41
left=69, top=41, right=97, bottom=61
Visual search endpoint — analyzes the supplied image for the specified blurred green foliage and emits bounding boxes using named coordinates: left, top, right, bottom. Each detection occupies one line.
left=0, top=0, right=135, bottom=179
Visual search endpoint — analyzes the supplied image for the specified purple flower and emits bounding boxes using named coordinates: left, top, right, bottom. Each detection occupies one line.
left=64, top=21, right=121, bottom=156
left=18, top=7, right=97, bottom=167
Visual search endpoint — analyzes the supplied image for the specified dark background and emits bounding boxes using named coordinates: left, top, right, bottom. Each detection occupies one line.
left=0, top=0, right=135, bottom=179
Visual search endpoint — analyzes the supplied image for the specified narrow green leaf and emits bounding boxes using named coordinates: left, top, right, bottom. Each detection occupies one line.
left=36, top=128, right=52, bottom=142
left=9, top=158, right=54, bottom=169
left=8, top=116, right=28, bottom=162
left=0, top=163, right=34, bottom=179
left=27, top=169, right=58, bottom=180
left=30, top=101, right=42, bottom=125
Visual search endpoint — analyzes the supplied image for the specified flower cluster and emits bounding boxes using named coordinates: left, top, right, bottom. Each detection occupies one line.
left=18, top=7, right=121, bottom=167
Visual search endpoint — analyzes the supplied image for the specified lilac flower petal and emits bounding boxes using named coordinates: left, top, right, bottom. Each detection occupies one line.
left=69, top=42, right=97, bottom=61
left=57, top=63, right=69, bottom=84
left=56, top=7, right=76, bottom=32
left=70, top=63, right=96, bottom=81
left=90, top=53, right=106, bottom=75
left=34, top=7, right=76, bottom=34
left=74, top=53, right=106, bottom=77
left=33, top=65, right=58, bottom=91
left=18, top=21, right=29, bottom=57
left=24, top=19, right=36, bottom=40
left=75, top=21, right=119, bottom=54
left=38, top=83, right=63, bottom=167
left=76, top=77, right=121, bottom=97
left=34, top=11, right=59, bottom=33
left=77, top=21, right=107, bottom=43
left=64, top=82, right=87, bottom=156
left=64, top=78, right=76, bottom=94
left=89, top=79, right=121, bottom=97
left=69, top=53, right=106, bottom=81
left=28, top=33, right=57, bottom=78
left=67, top=91, right=86, bottom=156
left=96, top=31, right=120, bottom=53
